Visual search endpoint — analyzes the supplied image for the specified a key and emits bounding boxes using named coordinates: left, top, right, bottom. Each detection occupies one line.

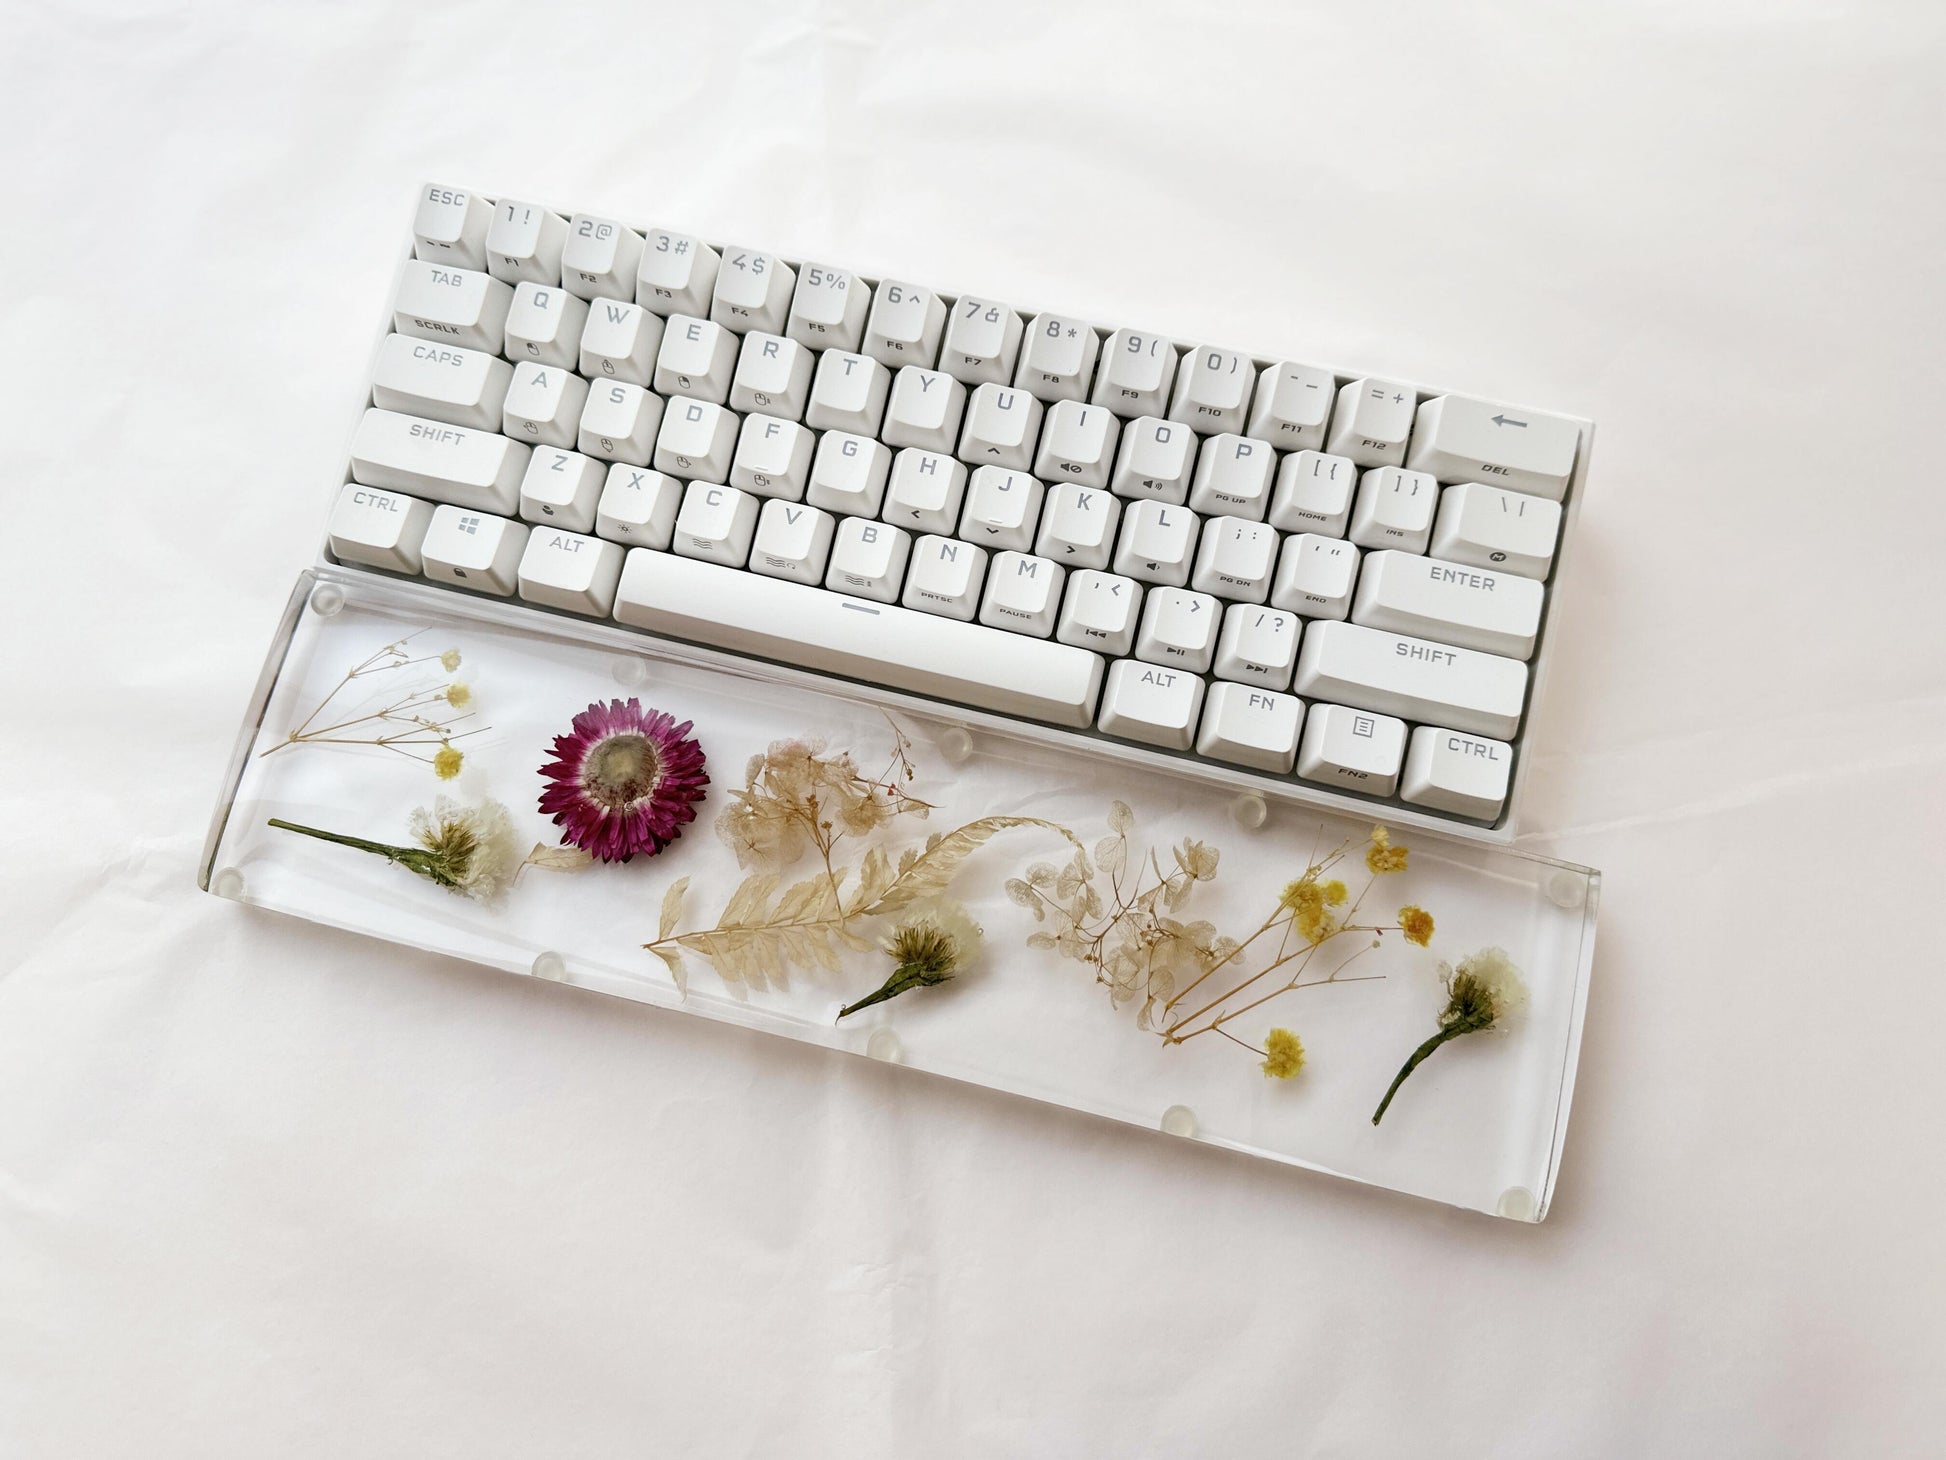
left=1016, top=314, right=1100, bottom=404
left=518, top=447, right=604, bottom=532
left=903, top=535, right=989, bottom=621
left=1196, top=682, right=1303, bottom=773
left=1349, top=466, right=1437, bottom=553
left=485, top=200, right=567, bottom=286
left=787, top=263, right=870, bottom=352
left=653, top=315, right=738, bottom=404
left=579, top=299, right=664, bottom=386
left=1327, top=378, right=1415, bottom=468
left=1353, top=550, right=1545, bottom=660
left=1169, top=344, right=1253, bottom=435
left=959, top=467, right=1044, bottom=552
left=1294, top=622, right=1529, bottom=740
left=1056, top=569, right=1144, bottom=656
left=863, top=281, right=947, bottom=369
left=883, top=449, right=967, bottom=535
left=1112, top=499, right=1198, bottom=587
left=518, top=526, right=625, bottom=615
left=637, top=229, right=721, bottom=318
left=1188, top=434, right=1275, bottom=520
left=1247, top=362, right=1336, bottom=452
left=1406, top=395, right=1580, bottom=501
left=1110, top=417, right=1198, bottom=504
left=328, top=483, right=433, bottom=573
left=371, top=336, right=512, bottom=431
left=806, top=350, right=890, bottom=436
left=729, top=332, right=815, bottom=421
left=577, top=381, right=665, bottom=466
left=1190, top=516, right=1277, bottom=602
left=1268, top=449, right=1357, bottom=535
left=1402, top=725, right=1513, bottom=820
left=1271, top=534, right=1360, bottom=620
left=412, top=184, right=490, bottom=271
left=749, top=498, right=836, bottom=584
left=1035, top=483, right=1121, bottom=569
left=1136, top=587, right=1221, bottom=673
left=957, top=384, right=1043, bottom=471
left=730, top=414, right=815, bottom=501
left=824, top=517, right=912, bottom=602
left=422, top=504, right=529, bottom=595
left=653, top=398, right=739, bottom=483
left=349, top=408, right=528, bottom=515
left=1429, top=480, right=1562, bottom=580
left=1092, top=330, right=1179, bottom=418
left=883, top=367, right=968, bottom=454
left=1296, top=703, right=1408, bottom=797
left=979, top=552, right=1065, bottom=636
left=1214, top=604, right=1302, bottom=689
left=393, top=261, right=513, bottom=355
left=711, top=247, right=795, bottom=335
left=615, top=549, right=1104, bottom=728
left=808, top=432, right=892, bottom=518
left=671, top=481, right=760, bottom=567
left=501, top=364, right=589, bottom=449
left=595, top=464, right=682, bottom=549
left=503, top=282, right=589, bottom=369
left=561, top=215, right=644, bottom=303
left=1098, top=659, right=1205, bottom=751
left=941, top=296, right=1025, bottom=387
left=1034, top=401, right=1119, bottom=490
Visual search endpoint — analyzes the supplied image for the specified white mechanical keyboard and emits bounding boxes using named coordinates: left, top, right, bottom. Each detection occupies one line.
left=324, top=185, right=1594, bottom=836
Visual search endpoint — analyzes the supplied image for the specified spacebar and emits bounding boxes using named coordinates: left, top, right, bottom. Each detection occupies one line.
left=613, top=549, right=1106, bottom=729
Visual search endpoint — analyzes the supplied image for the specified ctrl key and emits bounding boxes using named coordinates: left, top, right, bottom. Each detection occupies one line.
left=1098, top=658, right=1205, bottom=750
left=1401, top=725, right=1512, bottom=821
left=1295, top=702, right=1407, bottom=797
left=328, top=483, right=432, bottom=573
left=422, top=505, right=529, bottom=596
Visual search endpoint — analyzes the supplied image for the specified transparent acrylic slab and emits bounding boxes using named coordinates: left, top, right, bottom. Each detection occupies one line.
left=203, top=569, right=1599, bottom=1222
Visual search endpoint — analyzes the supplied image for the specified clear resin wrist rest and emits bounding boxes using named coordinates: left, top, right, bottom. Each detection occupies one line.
left=202, top=568, right=1600, bottom=1222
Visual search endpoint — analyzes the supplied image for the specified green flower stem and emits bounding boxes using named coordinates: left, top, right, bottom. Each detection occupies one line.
left=836, top=964, right=953, bottom=1021
left=267, top=819, right=447, bottom=883
left=1371, top=1024, right=1471, bottom=1126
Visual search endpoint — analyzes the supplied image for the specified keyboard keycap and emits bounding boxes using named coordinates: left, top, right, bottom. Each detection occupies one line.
left=730, top=414, right=814, bottom=501
left=1297, top=703, right=1407, bottom=796
left=1035, top=401, right=1120, bottom=489
left=884, top=449, right=967, bottom=534
left=958, top=384, right=1043, bottom=470
left=329, top=483, right=433, bottom=573
left=595, top=464, right=682, bottom=549
left=1406, top=395, right=1581, bottom=501
left=960, top=467, right=1043, bottom=551
left=729, top=332, right=814, bottom=421
left=941, top=297, right=1024, bottom=387
left=561, top=215, right=643, bottom=302
left=485, top=200, right=567, bottom=286
left=863, top=281, right=947, bottom=369
left=501, top=364, right=588, bottom=449
left=504, top=282, right=589, bottom=369
left=1056, top=570, right=1143, bottom=657
left=1135, top=587, right=1220, bottom=673
left=637, top=229, right=721, bottom=317
left=979, top=552, right=1064, bottom=636
left=422, top=505, right=528, bottom=595
left=1035, top=483, right=1121, bottom=569
left=1188, top=434, right=1275, bottom=520
left=614, top=550, right=1105, bottom=728
left=1327, top=378, right=1416, bottom=468
left=1247, top=362, right=1335, bottom=451
left=807, top=432, right=891, bottom=518
left=393, top=261, right=513, bottom=355
left=1190, top=516, right=1277, bottom=603
left=1402, top=725, right=1513, bottom=820
left=653, top=315, right=737, bottom=404
left=806, top=350, right=890, bottom=436
left=1110, top=417, right=1198, bottom=504
left=883, top=367, right=968, bottom=454
left=1430, top=480, right=1562, bottom=580
left=1271, top=533, right=1360, bottom=621
left=349, top=408, right=528, bottom=515
left=1169, top=345, right=1253, bottom=434
left=1113, top=500, right=1197, bottom=587
left=787, top=263, right=870, bottom=352
left=1349, top=466, right=1437, bottom=552
left=370, top=336, right=512, bottom=431
left=578, top=381, right=665, bottom=466
left=903, top=535, right=988, bottom=621
left=412, top=184, right=490, bottom=270
left=1268, top=449, right=1356, bottom=535
left=1294, top=621, right=1528, bottom=740
left=579, top=299, right=664, bottom=386
left=672, top=482, right=759, bottom=567
left=1197, top=682, right=1302, bottom=773
left=1017, top=314, right=1100, bottom=403
left=750, top=499, right=835, bottom=584
left=1098, top=659, right=1204, bottom=750
left=711, top=248, right=795, bottom=335
left=518, top=447, right=603, bottom=532
left=518, top=527, right=625, bottom=615
left=1352, top=549, right=1545, bottom=660
left=653, top=398, right=737, bottom=482
left=1214, top=604, right=1301, bottom=689
left=1092, top=330, right=1178, bottom=418
left=825, top=516, right=911, bottom=601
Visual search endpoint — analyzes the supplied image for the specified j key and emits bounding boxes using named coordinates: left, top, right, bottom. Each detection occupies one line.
left=942, top=297, right=1024, bottom=387
left=959, top=467, right=1044, bottom=552
left=807, top=432, right=891, bottom=518
left=750, top=499, right=836, bottom=584
left=578, top=381, right=665, bottom=466
left=1092, top=330, right=1179, bottom=418
left=883, top=367, right=968, bottom=454
left=412, top=184, right=490, bottom=271
left=350, top=408, right=529, bottom=516
left=884, top=449, right=968, bottom=534
left=1268, top=450, right=1357, bottom=536
left=518, top=526, right=625, bottom=615
left=595, top=464, right=682, bottom=549
left=1294, top=621, right=1529, bottom=740
left=371, top=336, right=512, bottom=432
left=1135, top=587, right=1220, bottom=674
left=1352, top=549, right=1545, bottom=660
left=1296, top=703, right=1407, bottom=797
left=422, top=504, right=529, bottom=595
left=787, top=263, right=870, bottom=352
left=672, top=481, right=760, bottom=567
left=579, top=299, right=664, bottom=385
left=729, top=332, right=815, bottom=421
left=653, top=315, right=738, bottom=404
left=979, top=552, right=1065, bottom=636
left=1112, top=499, right=1198, bottom=587
left=1110, top=417, right=1198, bottom=504
left=1247, top=362, right=1336, bottom=452
left=1098, top=659, right=1204, bottom=751
left=393, top=261, right=513, bottom=355
left=806, top=350, right=890, bottom=436
left=1196, top=681, right=1304, bottom=773
left=1402, top=725, right=1514, bottom=821
left=1406, top=395, right=1581, bottom=502
left=561, top=215, right=644, bottom=302
left=957, top=384, right=1044, bottom=471
left=485, top=199, right=567, bottom=285
left=1035, top=483, right=1122, bottom=569
left=1188, top=434, right=1275, bottom=520
left=1056, top=569, right=1144, bottom=657
left=1016, top=314, right=1100, bottom=404
left=730, top=414, right=815, bottom=501
left=1430, top=480, right=1563, bottom=579
left=653, top=398, right=738, bottom=483
left=825, top=516, right=911, bottom=602
left=328, top=483, right=433, bottom=573
left=637, top=229, right=721, bottom=318
left=1349, top=466, right=1437, bottom=553
left=503, top=282, right=589, bottom=369
left=903, top=535, right=989, bottom=621
left=711, top=247, right=795, bottom=335
left=1190, top=516, right=1277, bottom=603
left=501, top=364, right=589, bottom=449
left=864, top=281, right=947, bottom=369
left=518, top=448, right=604, bottom=532
left=1169, top=344, right=1253, bottom=434
left=1034, top=400, right=1120, bottom=489
left=1214, top=603, right=1302, bottom=690
left=1327, top=378, right=1415, bottom=468
left=1271, top=534, right=1360, bottom=621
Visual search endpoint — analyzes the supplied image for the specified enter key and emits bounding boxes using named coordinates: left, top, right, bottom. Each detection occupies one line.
left=1351, top=549, right=1546, bottom=660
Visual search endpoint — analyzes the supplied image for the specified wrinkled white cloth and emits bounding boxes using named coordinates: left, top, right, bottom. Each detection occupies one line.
left=1, top=2, right=1941, bottom=1456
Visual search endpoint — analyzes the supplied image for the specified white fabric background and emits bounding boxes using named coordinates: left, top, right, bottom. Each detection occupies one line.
left=2, top=1, right=1942, bottom=1454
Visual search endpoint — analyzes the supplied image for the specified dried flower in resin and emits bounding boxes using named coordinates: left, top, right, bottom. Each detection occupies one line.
left=1260, top=1028, right=1306, bottom=1080
left=538, top=699, right=709, bottom=863
left=268, top=796, right=520, bottom=904
left=1371, top=947, right=1528, bottom=1125
left=262, top=632, right=484, bottom=775
left=836, top=898, right=984, bottom=1020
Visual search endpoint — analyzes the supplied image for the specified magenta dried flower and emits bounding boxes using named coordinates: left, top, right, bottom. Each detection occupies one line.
left=538, top=699, right=708, bottom=863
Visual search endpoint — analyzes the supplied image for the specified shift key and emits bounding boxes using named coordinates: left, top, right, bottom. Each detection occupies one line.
left=1293, top=621, right=1528, bottom=740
